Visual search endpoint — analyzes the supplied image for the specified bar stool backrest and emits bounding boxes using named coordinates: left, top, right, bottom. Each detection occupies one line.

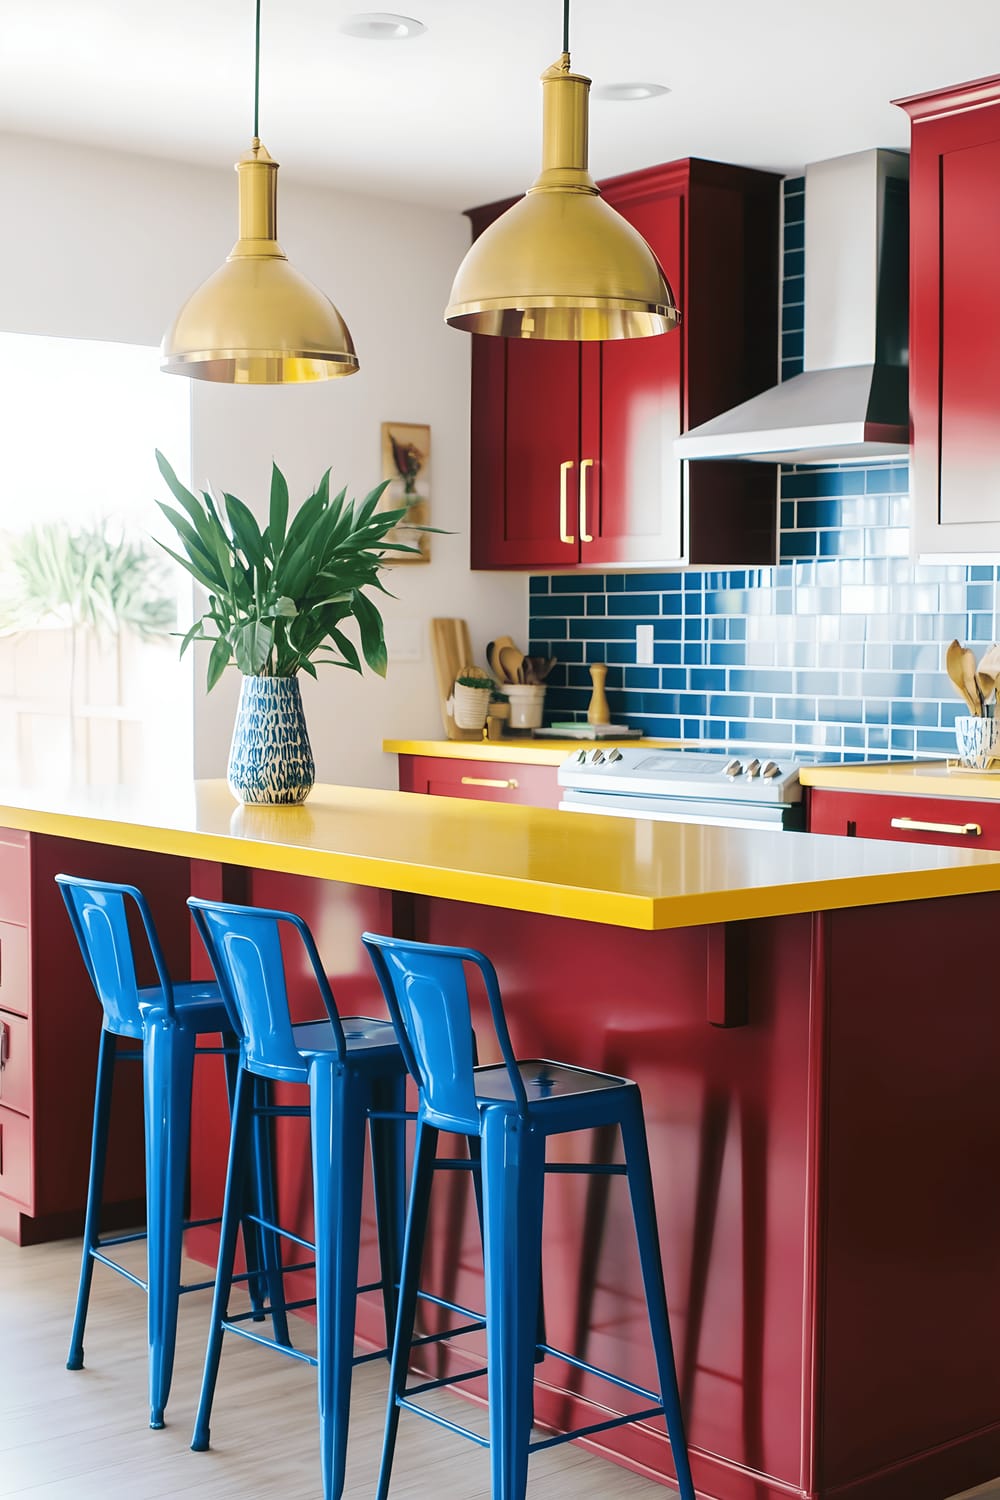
left=188, top=898, right=346, bottom=1079
left=56, top=874, right=174, bottom=1037
left=362, top=932, right=529, bottom=1131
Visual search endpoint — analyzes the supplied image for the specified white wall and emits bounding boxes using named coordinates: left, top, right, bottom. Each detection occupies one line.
left=0, top=132, right=526, bottom=789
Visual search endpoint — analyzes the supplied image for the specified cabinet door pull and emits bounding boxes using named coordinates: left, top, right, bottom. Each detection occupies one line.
left=579, top=457, right=594, bottom=543
left=890, top=816, right=982, bottom=837
left=559, top=460, right=576, bottom=545
left=0, top=1019, right=7, bottom=1100
left=461, top=776, right=519, bottom=790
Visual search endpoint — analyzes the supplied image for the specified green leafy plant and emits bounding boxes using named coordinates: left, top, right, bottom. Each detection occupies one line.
left=0, top=521, right=175, bottom=642
left=154, top=450, right=427, bottom=692
left=0, top=518, right=176, bottom=746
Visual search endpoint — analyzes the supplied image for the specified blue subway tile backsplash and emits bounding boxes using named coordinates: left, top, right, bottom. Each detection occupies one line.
left=526, top=177, right=997, bottom=764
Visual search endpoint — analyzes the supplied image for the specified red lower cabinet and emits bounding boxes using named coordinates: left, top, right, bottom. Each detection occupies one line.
left=397, top=755, right=560, bottom=808
left=0, top=828, right=193, bottom=1244
left=808, top=787, right=1000, bottom=848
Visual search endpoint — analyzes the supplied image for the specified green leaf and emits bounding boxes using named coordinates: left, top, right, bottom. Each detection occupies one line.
left=222, top=492, right=267, bottom=572
left=351, top=590, right=387, bottom=676
left=206, top=633, right=232, bottom=691
left=269, top=463, right=289, bottom=552
left=232, top=620, right=275, bottom=676
left=328, top=625, right=362, bottom=674
left=177, top=618, right=207, bottom=658
left=266, top=596, right=298, bottom=620
left=153, top=536, right=223, bottom=596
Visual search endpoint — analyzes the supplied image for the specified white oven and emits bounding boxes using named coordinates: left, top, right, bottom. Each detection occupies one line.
left=557, top=748, right=805, bottom=831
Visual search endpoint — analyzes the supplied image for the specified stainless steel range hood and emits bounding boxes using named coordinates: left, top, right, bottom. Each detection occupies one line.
left=675, top=148, right=910, bottom=465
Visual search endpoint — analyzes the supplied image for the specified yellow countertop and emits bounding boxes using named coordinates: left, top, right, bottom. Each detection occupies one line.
left=800, top=759, right=1000, bottom=801
left=383, top=737, right=672, bottom=767
left=4, top=780, right=1000, bottom=932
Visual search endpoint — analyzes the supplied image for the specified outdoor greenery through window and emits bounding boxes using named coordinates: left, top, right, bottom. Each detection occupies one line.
left=0, top=332, right=192, bottom=787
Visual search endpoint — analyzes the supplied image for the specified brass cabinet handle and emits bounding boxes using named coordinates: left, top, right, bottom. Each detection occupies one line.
left=461, top=776, right=519, bottom=789
left=890, top=816, right=982, bottom=837
left=559, top=460, right=576, bottom=544
left=579, top=458, right=594, bottom=543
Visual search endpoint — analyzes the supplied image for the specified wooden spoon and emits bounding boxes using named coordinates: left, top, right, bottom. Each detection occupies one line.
left=498, top=645, right=524, bottom=684
left=978, top=670, right=996, bottom=708
left=946, top=639, right=979, bottom=714
left=962, top=646, right=984, bottom=715
left=979, top=644, right=1000, bottom=681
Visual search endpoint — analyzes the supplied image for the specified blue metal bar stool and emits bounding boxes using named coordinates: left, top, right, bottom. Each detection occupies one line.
left=188, top=897, right=408, bottom=1500
left=362, top=931, right=696, bottom=1500
left=56, top=873, right=283, bottom=1431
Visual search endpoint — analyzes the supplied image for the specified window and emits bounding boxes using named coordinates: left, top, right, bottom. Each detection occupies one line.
left=0, top=333, right=192, bottom=787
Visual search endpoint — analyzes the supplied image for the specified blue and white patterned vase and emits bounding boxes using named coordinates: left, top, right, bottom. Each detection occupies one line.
left=227, top=675, right=316, bottom=805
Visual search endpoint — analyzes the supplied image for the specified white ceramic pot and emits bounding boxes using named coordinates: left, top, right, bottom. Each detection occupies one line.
left=500, top=684, right=546, bottom=730
left=955, top=714, right=1000, bottom=769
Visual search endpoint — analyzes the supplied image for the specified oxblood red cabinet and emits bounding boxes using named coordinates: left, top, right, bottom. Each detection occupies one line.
left=897, top=75, right=1000, bottom=554
left=808, top=787, right=1000, bottom=849
left=469, top=158, right=781, bottom=570
left=0, top=828, right=193, bottom=1245
left=397, top=754, right=560, bottom=808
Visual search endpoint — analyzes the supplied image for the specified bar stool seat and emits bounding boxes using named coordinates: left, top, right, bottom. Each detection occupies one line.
left=362, top=931, right=696, bottom=1500
left=56, top=874, right=275, bottom=1432
left=188, top=897, right=408, bottom=1500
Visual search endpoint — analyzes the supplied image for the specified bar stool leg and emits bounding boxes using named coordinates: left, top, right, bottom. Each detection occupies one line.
left=310, top=1060, right=368, bottom=1500
left=192, top=1065, right=255, bottom=1452
left=247, top=1076, right=292, bottom=1345
left=619, top=1092, right=696, bottom=1500
left=376, top=1119, right=440, bottom=1500
left=67, top=1027, right=118, bottom=1372
left=143, top=1014, right=196, bottom=1429
left=480, top=1109, right=545, bottom=1500
left=368, top=1072, right=407, bottom=1349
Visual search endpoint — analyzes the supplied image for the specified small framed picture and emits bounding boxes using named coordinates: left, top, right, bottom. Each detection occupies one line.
left=379, top=421, right=430, bottom=563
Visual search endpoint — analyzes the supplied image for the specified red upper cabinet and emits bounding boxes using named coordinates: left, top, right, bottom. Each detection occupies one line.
left=468, top=158, right=781, bottom=571
left=897, top=75, right=1000, bottom=554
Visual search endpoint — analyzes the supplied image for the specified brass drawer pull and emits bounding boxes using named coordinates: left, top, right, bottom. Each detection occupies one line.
left=579, top=457, right=594, bottom=543
left=461, top=776, right=519, bottom=790
left=890, top=816, right=982, bottom=837
left=558, top=460, right=576, bottom=545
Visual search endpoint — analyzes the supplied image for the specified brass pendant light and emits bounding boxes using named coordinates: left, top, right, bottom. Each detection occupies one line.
left=445, top=0, right=680, bottom=340
left=161, top=0, right=358, bottom=383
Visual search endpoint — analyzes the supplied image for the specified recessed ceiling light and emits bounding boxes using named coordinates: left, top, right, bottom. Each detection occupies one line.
left=593, top=82, right=671, bottom=102
left=339, top=12, right=427, bottom=40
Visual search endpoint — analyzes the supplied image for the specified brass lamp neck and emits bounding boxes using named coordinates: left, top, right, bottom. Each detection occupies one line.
left=535, top=52, right=595, bottom=193
left=232, top=139, right=286, bottom=258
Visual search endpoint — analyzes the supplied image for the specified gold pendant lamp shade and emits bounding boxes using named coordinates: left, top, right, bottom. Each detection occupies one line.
left=161, top=4, right=358, bottom=383
left=445, top=43, right=680, bottom=341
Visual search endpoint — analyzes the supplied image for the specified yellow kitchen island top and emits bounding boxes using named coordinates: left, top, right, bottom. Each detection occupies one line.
left=799, top=757, right=1000, bottom=800
left=383, top=736, right=673, bottom=766
left=4, top=779, right=1000, bottom=931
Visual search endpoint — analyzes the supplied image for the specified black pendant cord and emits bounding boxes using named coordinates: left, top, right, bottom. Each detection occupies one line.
left=253, top=0, right=262, bottom=139
left=563, top=0, right=570, bottom=54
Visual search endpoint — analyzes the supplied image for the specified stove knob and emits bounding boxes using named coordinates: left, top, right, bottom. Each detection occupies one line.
left=745, top=758, right=761, bottom=778
left=592, top=750, right=606, bottom=765
left=607, top=748, right=623, bottom=763
left=725, top=759, right=743, bottom=778
left=762, top=761, right=781, bottom=779
left=575, top=749, right=588, bottom=763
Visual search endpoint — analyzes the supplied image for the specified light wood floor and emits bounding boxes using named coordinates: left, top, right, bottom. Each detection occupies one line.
left=1, top=1235, right=997, bottom=1500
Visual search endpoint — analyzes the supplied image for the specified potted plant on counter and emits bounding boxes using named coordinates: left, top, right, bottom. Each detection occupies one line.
left=155, top=450, right=425, bottom=805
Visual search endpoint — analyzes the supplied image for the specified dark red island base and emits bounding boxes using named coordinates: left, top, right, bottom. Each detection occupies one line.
left=177, top=861, right=1000, bottom=1500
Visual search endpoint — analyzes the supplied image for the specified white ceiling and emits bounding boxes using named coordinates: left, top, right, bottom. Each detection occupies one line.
left=3, top=0, right=1000, bottom=211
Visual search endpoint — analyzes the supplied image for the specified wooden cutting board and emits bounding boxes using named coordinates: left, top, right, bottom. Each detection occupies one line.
left=430, top=618, right=482, bottom=740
